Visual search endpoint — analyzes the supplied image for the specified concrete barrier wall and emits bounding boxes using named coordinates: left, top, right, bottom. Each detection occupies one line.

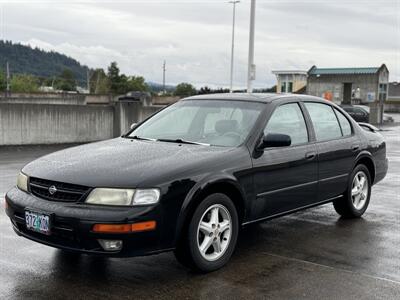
left=385, top=102, right=400, bottom=113
left=0, top=93, right=87, bottom=105
left=0, top=103, right=114, bottom=145
left=152, top=96, right=180, bottom=105
left=114, top=103, right=162, bottom=136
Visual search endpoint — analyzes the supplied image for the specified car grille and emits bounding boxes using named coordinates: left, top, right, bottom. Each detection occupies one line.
left=29, top=177, right=91, bottom=202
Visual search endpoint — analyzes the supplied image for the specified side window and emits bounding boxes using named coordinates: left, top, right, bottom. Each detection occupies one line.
left=334, top=109, right=352, bottom=136
left=264, top=103, right=308, bottom=146
left=304, top=102, right=342, bottom=141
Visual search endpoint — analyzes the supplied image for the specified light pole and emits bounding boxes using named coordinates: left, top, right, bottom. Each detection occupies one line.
left=162, top=60, right=166, bottom=94
left=247, top=0, right=256, bottom=93
left=229, top=0, right=240, bottom=93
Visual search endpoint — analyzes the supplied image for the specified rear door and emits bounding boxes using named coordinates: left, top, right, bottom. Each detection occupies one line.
left=251, top=101, right=318, bottom=219
left=303, top=102, right=360, bottom=201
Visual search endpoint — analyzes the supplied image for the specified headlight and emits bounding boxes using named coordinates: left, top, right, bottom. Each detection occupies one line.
left=85, top=188, right=160, bottom=206
left=17, top=172, right=29, bottom=193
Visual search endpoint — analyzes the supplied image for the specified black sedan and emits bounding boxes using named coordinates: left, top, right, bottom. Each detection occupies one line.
left=341, top=104, right=394, bottom=123
left=5, top=93, right=388, bottom=272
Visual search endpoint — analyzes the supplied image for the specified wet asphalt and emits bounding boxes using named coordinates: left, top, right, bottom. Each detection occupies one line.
left=0, top=125, right=399, bottom=300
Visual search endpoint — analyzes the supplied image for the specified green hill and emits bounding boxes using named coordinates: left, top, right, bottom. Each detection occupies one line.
left=0, top=40, right=88, bottom=85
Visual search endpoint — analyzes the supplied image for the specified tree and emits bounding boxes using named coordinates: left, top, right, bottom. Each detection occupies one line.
left=198, top=86, right=212, bottom=95
left=55, top=68, right=76, bottom=91
left=0, top=68, right=5, bottom=91
left=0, top=40, right=88, bottom=84
left=106, top=62, right=148, bottom=94
left=126, top=75, right=148, bottom=92
left=174, top=83, right=196, bottom=97
left=90, top=68, right=110, bottom=94
left=10, top=74, right=39, bottom=93
left=254, top=85, right=276, bottom=93
left=107, top=61, right=122, bottom=94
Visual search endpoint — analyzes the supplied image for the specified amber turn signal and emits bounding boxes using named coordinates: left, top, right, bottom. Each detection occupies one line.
left=92, top=221, right=156, bottom=233
left=131, top=221, right=156, bottom=232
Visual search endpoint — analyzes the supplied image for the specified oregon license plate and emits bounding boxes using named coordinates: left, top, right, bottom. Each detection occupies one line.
left=25, top=210, right=51, bottom=235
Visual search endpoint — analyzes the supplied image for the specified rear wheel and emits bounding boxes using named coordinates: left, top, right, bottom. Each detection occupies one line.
left=333, top=164, right=371, bottom=218
left=174, top=193, right=239, bottom=272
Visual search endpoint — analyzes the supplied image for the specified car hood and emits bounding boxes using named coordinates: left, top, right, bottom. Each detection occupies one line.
left=22, top=138, right=240, bottom=188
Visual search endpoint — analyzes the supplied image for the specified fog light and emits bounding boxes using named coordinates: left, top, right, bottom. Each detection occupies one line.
left=98, top=239, right=123, bottom=251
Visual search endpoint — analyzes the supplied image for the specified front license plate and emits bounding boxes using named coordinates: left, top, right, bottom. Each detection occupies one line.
left=25, top=210, right=51, bottom=235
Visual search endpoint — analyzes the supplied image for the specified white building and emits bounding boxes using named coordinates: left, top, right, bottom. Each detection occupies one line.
left=271, top=70, right=308, bottom=93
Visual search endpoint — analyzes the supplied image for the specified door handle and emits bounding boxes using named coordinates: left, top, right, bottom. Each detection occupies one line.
left=351, top=144, right=360, bottom=152
left=305, top=151, right=316, bottom=160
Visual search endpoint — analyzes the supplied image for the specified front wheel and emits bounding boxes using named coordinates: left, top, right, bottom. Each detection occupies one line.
left=333, top=164, right=371, bottom=218
left=174, top=193, right=239, bottom=272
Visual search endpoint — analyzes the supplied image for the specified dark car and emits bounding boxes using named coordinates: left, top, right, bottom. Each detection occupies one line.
left=341, top=104, right=394, bottom=123
left=5, top=93, right=388, bottom=272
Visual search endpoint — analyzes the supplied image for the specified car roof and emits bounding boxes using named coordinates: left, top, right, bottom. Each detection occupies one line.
left=182, top=93, right=323, bottom=103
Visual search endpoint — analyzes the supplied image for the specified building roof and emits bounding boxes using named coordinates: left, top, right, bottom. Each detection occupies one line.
left=308, top=66, right=381, bottom=75
left=272, top=70, right=308, bottom=75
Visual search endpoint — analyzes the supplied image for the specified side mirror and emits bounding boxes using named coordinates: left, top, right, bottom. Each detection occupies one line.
left=130, top=123, right=137, bottom=130
left=259, top=133, right=291, bottom=149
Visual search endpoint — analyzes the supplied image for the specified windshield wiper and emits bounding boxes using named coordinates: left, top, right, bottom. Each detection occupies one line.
left=128, top=135, right=157, bottom=141
left=157, top=138, right=210, bottom=146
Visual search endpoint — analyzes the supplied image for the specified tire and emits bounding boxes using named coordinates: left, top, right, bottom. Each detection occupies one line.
left=333, top=164, right=371, bottom=218
left=174, top=193, right=239, bottom=272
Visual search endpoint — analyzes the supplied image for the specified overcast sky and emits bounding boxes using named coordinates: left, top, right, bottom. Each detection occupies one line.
left=0, top=0, right=399, bottom=88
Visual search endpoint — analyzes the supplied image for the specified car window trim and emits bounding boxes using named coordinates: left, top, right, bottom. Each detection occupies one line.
left=333, top=107, right=354, bottom=137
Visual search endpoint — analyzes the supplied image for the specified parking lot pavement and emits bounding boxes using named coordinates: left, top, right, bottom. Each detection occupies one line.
left=1, top=128, right=399, bottom=300
left=386, top=112, right=400, bottom=124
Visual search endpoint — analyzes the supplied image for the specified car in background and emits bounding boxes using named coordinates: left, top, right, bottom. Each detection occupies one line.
left=341, top=105, right=394, bottom=123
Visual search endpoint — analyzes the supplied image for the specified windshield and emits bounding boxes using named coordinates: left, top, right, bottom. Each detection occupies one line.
left=129, top=100, right=265, bottom=147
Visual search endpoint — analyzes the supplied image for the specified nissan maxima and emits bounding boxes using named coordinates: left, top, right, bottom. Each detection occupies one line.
left=5, top=93, right=388, bottom=272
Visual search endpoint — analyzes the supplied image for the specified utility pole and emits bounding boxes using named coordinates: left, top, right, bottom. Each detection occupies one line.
left=229, top=1, right=240, bottom=93
left=86, top=69, right=90, bottom=93
left=247, top=0, right=256, bottom=93
left=6, top=61, right=10, bottom=96
left=162, top=60, right=166, bottom=94
left=95, top=72, right=100, bottom=94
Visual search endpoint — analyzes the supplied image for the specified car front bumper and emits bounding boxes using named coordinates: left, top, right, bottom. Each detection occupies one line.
left=5, top=187, right=171, bottom=257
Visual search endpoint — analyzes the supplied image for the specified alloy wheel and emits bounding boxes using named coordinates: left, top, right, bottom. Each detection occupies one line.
left=351, top=171, right=369, bottom=210
left=196, top=204, right=232, bottom=262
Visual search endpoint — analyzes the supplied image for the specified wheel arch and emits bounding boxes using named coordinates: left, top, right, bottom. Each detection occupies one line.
left=174, top=176, right=247, bottom=244
left=354, top=152, right=376, bottom=184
